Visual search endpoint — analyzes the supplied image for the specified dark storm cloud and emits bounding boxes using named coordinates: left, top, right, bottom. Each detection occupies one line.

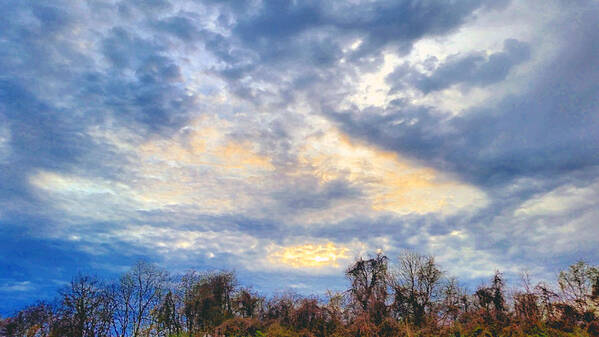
left=234, top=1, right=323, bottom=44
left=117, top=0, right=172, bottom=16
left=1, top=0, right=198, bottom=137
left=97, top=26, right=195, bottom=131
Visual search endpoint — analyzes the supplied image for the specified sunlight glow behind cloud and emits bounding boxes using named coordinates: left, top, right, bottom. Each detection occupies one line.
left=298, top=128, right=488, bottom=215
left=269, top=243, right=350, bottom=268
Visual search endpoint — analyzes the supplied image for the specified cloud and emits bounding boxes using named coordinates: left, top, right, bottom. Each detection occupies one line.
left=514, top=181, right=599, bottom=217
left=0, top=281, right=34, bottom=293
left=0, top=122, right=10, bottom=164
left=108, top=224, right=261, bottom=259
left=296, top=127, right=488, bottom=215
left=268, top=243, right=350, bottom=268
left=508, top=179, right=599, bottom=256
left=387, top=38, right=531, bottom=94
left=208, top=0, right=493, bottom=104
left=326, top=2, right=599, bottom=186
left=2, top=0, right=599, bottom=314
left=152, top=15, right=202, bottom=42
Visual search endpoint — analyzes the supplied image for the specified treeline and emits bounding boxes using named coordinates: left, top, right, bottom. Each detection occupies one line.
left=1, top=251, right=599, bottom=337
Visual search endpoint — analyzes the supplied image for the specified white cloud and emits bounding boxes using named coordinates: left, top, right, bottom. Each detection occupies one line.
left=515, top=181, right=599, bottom=216
left=510, top=180, right=599, bottom=256
left=414, top=229, right=525, bottom=280
left=0, top=281, right=34, bottom=292
left=0, top=123, right=10, bottom=164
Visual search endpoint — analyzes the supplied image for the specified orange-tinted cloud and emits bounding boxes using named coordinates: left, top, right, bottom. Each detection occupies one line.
left=297, top=127, right=487, bottom=215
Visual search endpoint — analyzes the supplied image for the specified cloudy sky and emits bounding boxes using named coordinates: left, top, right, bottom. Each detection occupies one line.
left=1, top=0, right=598, bottom=314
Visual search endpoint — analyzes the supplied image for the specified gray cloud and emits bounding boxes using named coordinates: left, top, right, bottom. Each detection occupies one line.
left=272, top=178, right=362, bottom=212
left=387, top=38, right=531, bottom=94
left=327, top=4, right=599, bottom=186
left=206, top=0, right=494, bottom=104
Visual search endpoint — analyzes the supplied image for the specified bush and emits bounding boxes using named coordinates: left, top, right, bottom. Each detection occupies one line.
left=266, top=322, right=300, bottom=337
left=214, top=317, right=264, bottom=337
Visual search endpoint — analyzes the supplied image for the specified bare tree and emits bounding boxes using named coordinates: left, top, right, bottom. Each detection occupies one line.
left=534, top=281, right=560, bottom=323
left=323, top=290, right=347, bottom=326
left=390, top=250, right=443, bottom=326
left=513, top=272, right=540, bottom=325
left=111, top=261, right=168, bottom=337
left=55, top=274, right=113, bottom=337
left=438, top=277, right=468, bottom=325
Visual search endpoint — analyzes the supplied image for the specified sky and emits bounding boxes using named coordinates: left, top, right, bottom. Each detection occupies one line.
left=1, top=0, right=599, bottom=315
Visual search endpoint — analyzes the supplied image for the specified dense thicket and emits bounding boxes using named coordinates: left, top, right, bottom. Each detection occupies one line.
left=1, top=252, right=598, bottom=337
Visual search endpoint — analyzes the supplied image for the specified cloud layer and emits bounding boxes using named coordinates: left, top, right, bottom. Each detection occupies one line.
left=1, top=0, right=598, bottom=314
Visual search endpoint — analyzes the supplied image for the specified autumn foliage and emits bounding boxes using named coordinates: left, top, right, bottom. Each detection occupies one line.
left=2, top=252, right=598, bottom=337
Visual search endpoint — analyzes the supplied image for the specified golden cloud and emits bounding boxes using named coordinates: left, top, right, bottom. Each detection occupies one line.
left=130, top=117, right=274, bottom=211
left=31, top=115, right=486, bottom=221
left=297, top=128, right=487, bottom=214
left=269, top=243, right=350, bottom=268
left=139, top=122, right=274, bottom=172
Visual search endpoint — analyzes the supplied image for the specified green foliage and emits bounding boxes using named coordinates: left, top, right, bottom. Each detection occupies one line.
left=266, top=322, right=300, bottom=337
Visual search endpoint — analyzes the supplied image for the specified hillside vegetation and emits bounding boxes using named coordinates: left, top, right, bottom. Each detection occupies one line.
left=2, top=251, right=598, bottom=337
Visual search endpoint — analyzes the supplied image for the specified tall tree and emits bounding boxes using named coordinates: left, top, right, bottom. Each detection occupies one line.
left=438, top=277, right=468, bottom=325
left=111, top=261, right=168, bottom=337
left=346, top=252, right=389, bottom=323
left=153, top=290, right=181, bottom=337
left=182, top=271, right=236, bottom=334
left=55, top=274, right=113, bottom=337
left=558, top=261, right=599, bottom=313
left=390, top=250, right=443, bottom=326
left=474, top=271, right=507, bottom=323
left=234, top=288, right=262, bottom=318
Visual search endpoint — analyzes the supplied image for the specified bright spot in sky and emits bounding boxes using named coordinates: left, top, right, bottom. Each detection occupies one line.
left=270, top=243, right=350, bottom=268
